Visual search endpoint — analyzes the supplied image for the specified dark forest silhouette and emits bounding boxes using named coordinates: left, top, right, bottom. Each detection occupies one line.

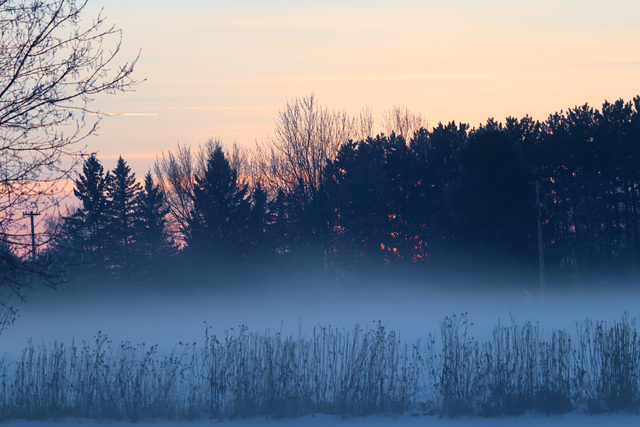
left=5, top=95, right=640, bottom=290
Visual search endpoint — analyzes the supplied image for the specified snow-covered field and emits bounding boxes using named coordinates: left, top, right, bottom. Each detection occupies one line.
left=2, top=278, right=640, bottom=425
left=3, top=412, right=640, bottom=427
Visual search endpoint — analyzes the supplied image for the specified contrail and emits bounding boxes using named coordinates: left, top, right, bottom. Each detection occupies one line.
left=89, top=112, right=159, bottom=116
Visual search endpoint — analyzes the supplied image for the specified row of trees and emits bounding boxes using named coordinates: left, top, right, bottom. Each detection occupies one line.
left=54, top=156, right=172, bottom=276
left=36, top=95, right=640, bottom=288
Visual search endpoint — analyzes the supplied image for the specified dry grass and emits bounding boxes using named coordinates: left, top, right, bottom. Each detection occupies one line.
left=1, top=315, right=639, bottom=421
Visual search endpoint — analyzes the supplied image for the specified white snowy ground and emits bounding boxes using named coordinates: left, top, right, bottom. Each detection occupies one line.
left=3, top=412, right=640, bottom=427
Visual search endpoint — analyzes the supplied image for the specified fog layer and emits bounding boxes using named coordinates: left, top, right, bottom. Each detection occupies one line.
left=2, top=278, right=639, bottom=357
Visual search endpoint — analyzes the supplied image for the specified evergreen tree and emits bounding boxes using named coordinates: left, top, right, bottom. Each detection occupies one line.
left=451, top=129, right=535, bottom=275
left=188, top=144, right=251, bottom=266
left=106, top=156, right=141, bottom=270
left=268, top=189, right=292, bottom=260
left=0, top=236, right=24, bottom=293
left=68, top=155, right=111, bottom=268
left=0, top=236, right=21, bottom=333
left=328, top=134, right=412, bottom=269
left=408, top=122, right=467, bottom=264
left=245, top=182, right=271, bottom=256
left=136, top=171, right=171, bottom=261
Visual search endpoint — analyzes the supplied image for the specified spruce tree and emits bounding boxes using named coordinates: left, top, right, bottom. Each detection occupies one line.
left=189, top=144, right=250, bottom=266
left=245, top=182, right=272, bottom=259
left=137, top=171, right=171, bottom=261
left=69, top=154, right=111, bottom=269
left=106, top=156, right=141, bottom=270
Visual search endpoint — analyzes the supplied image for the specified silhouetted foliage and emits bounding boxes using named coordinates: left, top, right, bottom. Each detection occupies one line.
left=136, top=171, right=172, bottom=262
left=5, top=315, right=640, bottom=420
left=67, top=155, right=112, bottom=270
left=328, top=134, right=412, bottom=269
left=47, top=95, right=640, bottom=289
left=245, top=183, right=274, bottom=262
left=106, top=157, right=142, bottom=271
left=535, top=98, right=640, bottom=283
left=0, top=237, right=21, bottom=334
left=450, top=129, right=536, bottom=273
left=407, top=122, right=467, bottom=265
left=187, top=144, right=251, bottom=267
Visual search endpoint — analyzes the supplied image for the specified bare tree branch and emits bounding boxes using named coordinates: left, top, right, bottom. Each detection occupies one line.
left=382, top=105, right=425, bottom=140
left=0, top=0, right=139, bottom=249
left=255, top=94, right=356, bottom=201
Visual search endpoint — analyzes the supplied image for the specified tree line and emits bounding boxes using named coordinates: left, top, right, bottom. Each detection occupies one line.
left=48, top=156, right=173, bottom=279
left=12, top=95, right=631, bottom=288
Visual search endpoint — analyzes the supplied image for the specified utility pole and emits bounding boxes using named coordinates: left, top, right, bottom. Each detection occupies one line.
left=23, top=211, right=40, bottom=261
left=534, top=181, right=545, bottom=300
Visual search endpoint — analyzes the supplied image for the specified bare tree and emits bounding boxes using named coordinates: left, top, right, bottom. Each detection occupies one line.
left=255, top=94, right=355, bottom=200
left=228, top=142, right=257, bottom=189
left=0, top=0, right=138, bottom=249
left=155, top=139, right=253, bottom=244
left=154, top=144, right=197, bottom=242
left=0, top=0, right=138, bottom=321
left=382, top=105, right=425, bottom=140
left=353, top=104, right=375, bottom=142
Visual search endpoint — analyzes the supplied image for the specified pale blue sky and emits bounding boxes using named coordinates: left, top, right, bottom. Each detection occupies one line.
left=85, top=0, right=640, bottom=174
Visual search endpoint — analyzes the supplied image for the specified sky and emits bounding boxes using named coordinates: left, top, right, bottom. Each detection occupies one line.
left=84, top=0, right=640, bottom=174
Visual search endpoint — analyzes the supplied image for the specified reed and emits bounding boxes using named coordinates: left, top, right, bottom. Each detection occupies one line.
left=0, top=315, right=639, bottom=420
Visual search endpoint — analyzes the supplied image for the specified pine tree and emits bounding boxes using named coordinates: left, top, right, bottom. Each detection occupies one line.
left=0, top=235, right=21, bottom=333
left=0, top=236, right=24, bottom=293
left=188, top=144, right=250, bottom=265
left=69, top=154, right=111, bottom=268
left=136, top=171, right=171, bottom=261
left=106, top=156, right=141, bottom=270
left=328, top=134, right=411, bottom=268
left=452, top=129, right=535, bottom=272
left=245, top=182, right=272, bottom=258
left=269, top=189, right=291, bottom=259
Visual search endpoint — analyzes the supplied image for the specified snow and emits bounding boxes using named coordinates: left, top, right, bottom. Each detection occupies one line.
left=3, top=412, right=640, bottom=427
left=2, top=278, right=640, bottom=425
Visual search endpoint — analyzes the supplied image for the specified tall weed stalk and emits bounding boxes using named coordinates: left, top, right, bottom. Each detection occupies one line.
left=0, top=315, right=639, bottom=420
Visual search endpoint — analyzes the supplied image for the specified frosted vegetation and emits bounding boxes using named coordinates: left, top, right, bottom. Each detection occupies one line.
left=2, top=285, right=640, bottom=422
left=2, top=316, right=640, bottom=420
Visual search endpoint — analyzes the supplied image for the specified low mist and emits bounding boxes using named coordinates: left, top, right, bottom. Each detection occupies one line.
left=2, top=275, right=639, bottom=357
